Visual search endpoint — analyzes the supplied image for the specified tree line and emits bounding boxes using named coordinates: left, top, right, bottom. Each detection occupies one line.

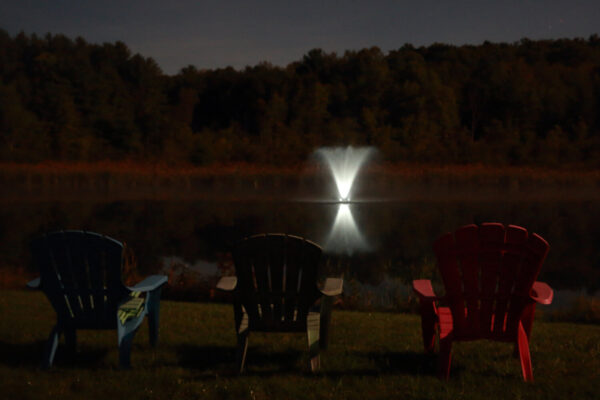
left=1, top=29, right=599, bottom=166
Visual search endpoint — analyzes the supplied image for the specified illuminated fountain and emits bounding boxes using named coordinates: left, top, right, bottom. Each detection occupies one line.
left=316, top=146, right=375, bottom=254
left=316, top=146, right=375, bottom=202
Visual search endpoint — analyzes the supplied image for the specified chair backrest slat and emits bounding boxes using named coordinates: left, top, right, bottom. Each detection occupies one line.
left=455, top=225, right=481, bottom=336
left=83, top=232, right=110, bottom=326
left=433, top=223, right=549, bottom=340
left=66, top=232, right=94, bottom=324
left=492, top=225, right=528, bottom=334
left=233, top=234, right=322, bottom=332
left=282, top=237, right=301, bottom=324
left=268, top=235, right=285, bottom=322
left=478, top=223, right=505, bottom=335
left=433, top=233, right=466, bottom=334
left=252, top=236, right=274, bottom=323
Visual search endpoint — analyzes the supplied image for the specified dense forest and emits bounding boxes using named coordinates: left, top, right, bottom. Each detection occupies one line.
left=1, top=30, right=600, bottom=166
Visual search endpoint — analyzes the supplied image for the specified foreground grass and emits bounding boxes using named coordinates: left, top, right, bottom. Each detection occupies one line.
left=1, top=290, right=598, bottom=400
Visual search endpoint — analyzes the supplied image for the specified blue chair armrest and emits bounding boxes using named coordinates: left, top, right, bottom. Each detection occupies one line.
left=128, top=275, right=168, bottom=292
left=27, top=277, right=41, bottom=289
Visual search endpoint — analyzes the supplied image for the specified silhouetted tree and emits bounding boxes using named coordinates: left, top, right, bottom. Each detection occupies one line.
left=1, top=31, right=599, bottom=166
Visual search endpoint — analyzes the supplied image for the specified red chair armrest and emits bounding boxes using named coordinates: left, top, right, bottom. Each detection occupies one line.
left=412, top=279, right=439, bottom=302
left=531, top=281, right=553, bottom=305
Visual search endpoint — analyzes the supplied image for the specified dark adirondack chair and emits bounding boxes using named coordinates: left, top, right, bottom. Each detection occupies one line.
left=413, top=223, right=554, bottom=382
left=217, top=233, right=343, bottom=373
left=27, top=230, right=168, bottom=368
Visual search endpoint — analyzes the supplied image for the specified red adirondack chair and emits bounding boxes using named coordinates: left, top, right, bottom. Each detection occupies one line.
left=412, top=223, right=553, bottom=382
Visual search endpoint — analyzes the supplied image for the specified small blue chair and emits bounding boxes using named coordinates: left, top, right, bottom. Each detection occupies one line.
left=28, top=230, right=168, bottom=368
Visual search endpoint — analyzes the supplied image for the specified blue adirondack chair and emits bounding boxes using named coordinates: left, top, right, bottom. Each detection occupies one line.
left=27, top=230, right=168, bottom=368
left=217, top=233, right=343, bottom=373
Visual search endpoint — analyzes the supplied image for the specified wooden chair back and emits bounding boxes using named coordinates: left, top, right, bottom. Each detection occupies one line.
left=232, top=234, right=322, bottom=332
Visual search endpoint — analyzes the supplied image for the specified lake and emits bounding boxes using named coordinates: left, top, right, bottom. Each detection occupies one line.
left=2, top=192, right=599, bottom=311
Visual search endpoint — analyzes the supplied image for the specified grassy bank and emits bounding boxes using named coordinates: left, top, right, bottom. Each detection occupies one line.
left=1, top=290, right=599, bottom=400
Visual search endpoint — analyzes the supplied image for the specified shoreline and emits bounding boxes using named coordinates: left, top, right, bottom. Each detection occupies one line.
left=2, top=161, right=599, bottom=202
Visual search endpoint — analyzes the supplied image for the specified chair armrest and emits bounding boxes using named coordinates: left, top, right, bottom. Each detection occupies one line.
left=26, top=277, right=41, bottom=289
left=320, top=277, right=343, bottom=297
left=128, top=275, right=168, bottom=292
left=216, top=276, right=237, bottom=291
left=412, top=279, right=439, bottom=302
left=530, top=281, right=553, bottom=305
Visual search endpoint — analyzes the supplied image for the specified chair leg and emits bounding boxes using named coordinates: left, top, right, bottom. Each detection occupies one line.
left=236, top=331, right=249, bottom=374
left=518, top=322, right=534, bottom=382
left=118, top=330, right=137, bottom=369
left=307, top=311, right=321, bottom=372
left=438, top=338, right=453, bottom=380
left=42, top=325, right=61, bottom=369
left=64, top=328, right=77, bottom=355
left=420, top=301, right=437, bottom=353
left=521, top=305, right=536, bottom=341
left=514, top=305, right=536, bottom=357
left=235, top=310, right=250, bottom=373
left=319, top=297, right=333, bottom=350
left=146, top=288, right=162, bottom=347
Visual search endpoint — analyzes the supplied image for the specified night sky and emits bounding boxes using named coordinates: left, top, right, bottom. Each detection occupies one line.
left=1, top=0, right=598, bottom=74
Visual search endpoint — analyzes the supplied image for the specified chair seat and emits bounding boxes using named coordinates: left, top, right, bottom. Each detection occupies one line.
left=437, top=307, right=518, bottom=341
left=118, top=292, right=145, bottom=325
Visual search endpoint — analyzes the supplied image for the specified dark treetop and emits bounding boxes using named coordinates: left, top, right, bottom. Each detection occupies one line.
left=1, top=30, right=599, bottom=166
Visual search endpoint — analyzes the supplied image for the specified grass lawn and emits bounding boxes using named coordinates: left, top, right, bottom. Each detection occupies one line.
left=1, top=290, right=598, bottom=400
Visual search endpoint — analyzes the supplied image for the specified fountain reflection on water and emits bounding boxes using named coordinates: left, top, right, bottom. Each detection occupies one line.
left=316, top=146, right=376, bottom=255
left=325, top=203, right=369, bottom=255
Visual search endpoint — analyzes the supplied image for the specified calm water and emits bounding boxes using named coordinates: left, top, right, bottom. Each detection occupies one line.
left=2, top=197, right=599, bottom=309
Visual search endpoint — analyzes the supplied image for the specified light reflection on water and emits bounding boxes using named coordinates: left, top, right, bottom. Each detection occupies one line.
left=324, top=203, right=370, bottom=255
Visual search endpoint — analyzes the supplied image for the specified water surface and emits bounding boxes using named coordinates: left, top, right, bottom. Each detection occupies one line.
left=2, top=196, right=598, bottom=309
